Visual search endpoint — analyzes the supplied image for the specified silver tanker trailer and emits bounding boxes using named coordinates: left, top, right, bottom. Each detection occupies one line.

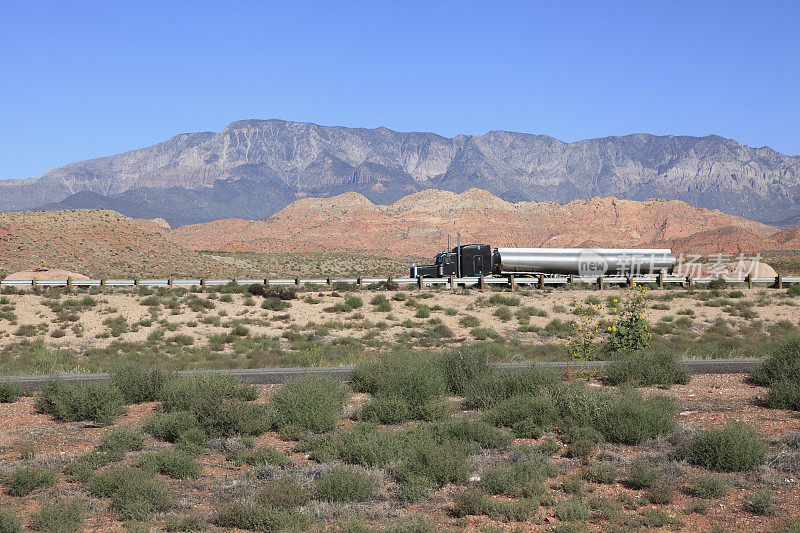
left=411, top=239, right=675, bottom=279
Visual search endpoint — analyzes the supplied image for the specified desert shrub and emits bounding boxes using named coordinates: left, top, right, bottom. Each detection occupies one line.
left=159, top=374, right=257, bottom=412
left=556, top=384, right=676, bottom=444
left=63, top=460, right=95, bottom=483
left=360, top=395, right=412, bottom=424
left=247, top=284, right=296, bottom=300
left=764, top=380, right=800, bottom=411
left=164, top=514, right=205, bottom=532
left=625, top=460, right=660, bottom=490
left=485, top=394, right=557, bottom=431
left=745, top=489, right=774, bottom=515
left=214, top=502, right=308, bottom=531
left=15, top=324, right=38, bottom=336
left=143, top=411, right=203, bottom=442
left=480, top=462, right=546, bottom=496
left=226, top=446, right=287, bottom=467
left=684, top=423, right=767, bottom=471
left=640, top=508, right=674, bottom=528
left=564, top=427, right=603, bottom=459
left=314, top=466, right=376, bottom=502
left=452, top=490, right=486, bottom=517
left=370, top=294, right=392, bottom=312
left=231, top=324, right=250, bottom=337
left=538, top=437, right=561, bottom=455
left=459, top=315, right=480, bottom=328
left=99, top=426, right=145, bottom=456
left=436, top=345, right=492, bottom=395
left=30, top=499, right=84, bottom=533
left=191, top=397, right=270, bottom=437
left=138, top=449, right=200, bottom=479
left=271, top=375, right=348, bottom=432
left=393, top=431, right=471, bottom=487
left=35, top=379, right=125, bottom=425
left=0, top=382, right=23, bottom=403
left=788, top=283, right=800, bottom=297
left=565, top=439, right=596, bottom=460
left=357, top=353, right=448, bottom=423
left=5, top=467, right=56, bottom=496
left=0, top=509, right=20, bottom=533
left=471, top=327, right=498, bottom=340
left=464, top=366, right=561, bottom=409
left=751, top=336, right=800, bottom=411
left=582, top=463, right=618, bottom=484
left=87, top=467, right=170, bottom=520
left=318, top=423, right=399, bottom=466
left=261, top=297, right=290, bottom=311
left=751, top=336, right=800, bottom=386
left=255, top=479, right=310, bottom=508
left=645, top=482, right=675, bottom=504
left=111, top=364, right=171, bottom=404
left=452, top=490, right=537, bottom=521
left=555, top=497, right=591, bottom=521
left=603, top=348, right=689, bottom=388
left=436, top=417, right=513, bottom=449
left=327, top=295, right=363, bottom=313
left=688, top=473, right=729, bottom=498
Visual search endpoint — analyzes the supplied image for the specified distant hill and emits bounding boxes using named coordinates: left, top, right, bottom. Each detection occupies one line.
left=2, top=119, right=800, bottom=225
left=162, top=188, right=791, bottom=259
left=0, top=210, right=229, bottom=278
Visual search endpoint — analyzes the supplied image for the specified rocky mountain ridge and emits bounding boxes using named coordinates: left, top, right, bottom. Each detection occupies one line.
left=2, top=119, right=799, bottom=225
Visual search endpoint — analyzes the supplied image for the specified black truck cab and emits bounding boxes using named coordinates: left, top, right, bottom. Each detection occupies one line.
left=411, top=244, right=493, bottom=278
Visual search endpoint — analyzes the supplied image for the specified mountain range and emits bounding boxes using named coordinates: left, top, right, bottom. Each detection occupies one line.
left=2, top=119, right=800, bottom=226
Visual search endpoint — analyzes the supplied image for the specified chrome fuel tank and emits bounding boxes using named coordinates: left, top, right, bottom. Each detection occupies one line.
left=494, top=248, right=676, bottom=276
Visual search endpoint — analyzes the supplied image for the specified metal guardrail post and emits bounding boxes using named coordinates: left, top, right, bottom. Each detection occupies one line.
left=31, top=279, right=36, bottom=288
left=417, top=275, right=423, bottom=290
left=538, top=274, right=544, bottom=289
left=509, top=275, right=516, bottom=291
left=326, top=277, right=332, bottom=287
left=66, top=277, right=72, bottom=291
left=626, top=276, right=633, bottom=288
left=357, top=277, right=363, bottom=288
left=449, top=276, right=454, bottom=290
left=166, top=278, right=172, bottom=287
left=387, top=275, right=393, bottom=285
left=596, top=276, right=604, bottom=290
left=296, top=277, right=301, bottom=286
left=776, top=275, right=783, bottom=289
left=745, top=274, right=752, bottom=289
left=687, top=276, right=693, bottom=288
left=656, top=273, right=663, bottom=289
left=568, top=274, right=573, bottom=288
left=100, top=279, right=106, bottom=288
left=264, top=278, right=270, bottom=286
left=199, top=278, right=205, bottom=288
left=134, top=278, right=139, bottom=287
left=479, top=274, right=485, bottom=291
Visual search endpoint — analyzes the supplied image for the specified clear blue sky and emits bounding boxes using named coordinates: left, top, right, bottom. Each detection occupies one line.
left=1, top=0, right=799, bottom=179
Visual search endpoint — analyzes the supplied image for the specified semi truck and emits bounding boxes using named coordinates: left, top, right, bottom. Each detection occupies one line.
left=410, top=238, right=676, bottom=278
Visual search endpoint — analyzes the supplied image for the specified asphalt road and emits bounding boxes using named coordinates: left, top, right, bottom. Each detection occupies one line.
left=0, top=359, right=761, bottom=390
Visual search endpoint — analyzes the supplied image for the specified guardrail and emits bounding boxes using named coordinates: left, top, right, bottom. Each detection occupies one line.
left=1, top=274, right=798, bottom=290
